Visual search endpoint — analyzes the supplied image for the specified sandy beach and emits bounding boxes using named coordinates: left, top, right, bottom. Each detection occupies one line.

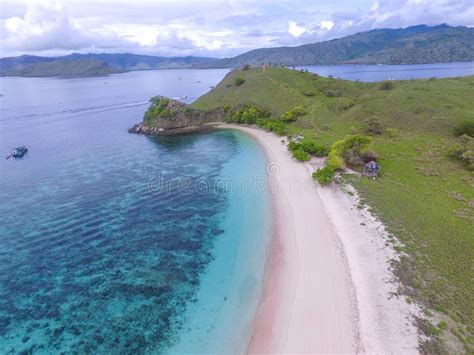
left=219, top=124, right=419, bottom=354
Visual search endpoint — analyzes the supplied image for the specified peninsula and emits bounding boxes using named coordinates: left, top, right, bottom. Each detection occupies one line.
left=132, top=67, right=474, bottom=353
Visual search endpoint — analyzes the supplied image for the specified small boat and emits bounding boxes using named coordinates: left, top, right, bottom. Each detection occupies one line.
left=8, top=146, right=28, bottom=159
left=171, top=95, right=188, bottom=100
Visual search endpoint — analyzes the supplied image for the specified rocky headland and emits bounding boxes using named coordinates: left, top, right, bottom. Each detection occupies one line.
left=129, top=96, right=225, bottom=136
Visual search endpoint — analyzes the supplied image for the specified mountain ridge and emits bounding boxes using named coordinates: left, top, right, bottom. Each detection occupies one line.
left=0, top=53, right=218, bottom=77
left=195, top=24, right=474, bottom=68
left=5, top=59, right=115, bottom=77
left=2, top=24, right=473, bottom=76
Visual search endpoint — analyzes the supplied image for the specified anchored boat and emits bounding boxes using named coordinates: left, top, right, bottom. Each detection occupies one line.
left=7, top=146, right=28, bottom=159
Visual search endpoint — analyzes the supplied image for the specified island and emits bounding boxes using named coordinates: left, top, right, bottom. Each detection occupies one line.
left=0, top=54, right=219, bottom=77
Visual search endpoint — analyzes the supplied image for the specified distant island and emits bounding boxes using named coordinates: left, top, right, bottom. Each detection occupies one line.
left=197, top=24, right=474, bottom=68
left=0, top=53, right=218, bottom=78
left=4, top=59, right=115, bottom=78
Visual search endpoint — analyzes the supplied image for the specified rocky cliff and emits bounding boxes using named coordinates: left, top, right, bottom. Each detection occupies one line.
left=129, top=96, right=225, bottom=135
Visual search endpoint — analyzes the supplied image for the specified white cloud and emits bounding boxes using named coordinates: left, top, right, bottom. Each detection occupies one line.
left=363, top=0, right=474, bottom=27
left=288, top=21, right=306, bottom=37
left=320, top=20, right=335, bottom=30
left=2, top=0, right=133, bottom=55
left=0, top=0, right=473, bottom=58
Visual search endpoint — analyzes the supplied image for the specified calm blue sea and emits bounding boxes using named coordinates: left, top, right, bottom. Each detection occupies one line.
left=0, top=69, right=271, bottom=354
left=297, top=61, right=474, bottom=82
left=1, top=62, right=473, bottom=353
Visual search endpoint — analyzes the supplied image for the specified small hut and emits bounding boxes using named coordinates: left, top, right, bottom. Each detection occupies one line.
left=363, top=160, right=380, bottom=177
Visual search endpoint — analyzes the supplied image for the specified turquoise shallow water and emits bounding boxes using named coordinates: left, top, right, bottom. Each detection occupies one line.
left=166, top=130, right=271, bottom=354
left=0, top=70, right=271, bottom=353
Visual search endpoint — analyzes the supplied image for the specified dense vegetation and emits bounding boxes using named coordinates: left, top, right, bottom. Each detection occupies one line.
left=280, top=106, right=306, bottom=123
left=288, top=140, right=328, bottom=161
left=143, top=96, right=175, bottom=126
left=192, top=66, right=474, bottom=353
left=234, top=78, right=245, bottom=86
left=196, top=24, right=474, bottom=68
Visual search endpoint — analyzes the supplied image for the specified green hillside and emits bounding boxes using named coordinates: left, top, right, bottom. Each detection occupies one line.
left=6, top=59, right=114, bottom=77
left=0, top=53, right=218, bottom=76
left=193, top=67, right=474, bottom=353
left=197, top=24, right=474, bottom=68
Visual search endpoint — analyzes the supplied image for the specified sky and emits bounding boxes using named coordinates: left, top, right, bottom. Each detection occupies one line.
left=1, top=0, right=473, bottom=58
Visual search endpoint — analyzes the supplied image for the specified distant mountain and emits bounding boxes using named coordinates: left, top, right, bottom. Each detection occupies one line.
left=0, top=55, right=58, bottom=73
left=59, top=53, right=218, bottom=71
left=197, top=24, right=474, bottom=68
left=6, top=59, right=114, bottom=77
left=0, top=53, right=218, bottom=77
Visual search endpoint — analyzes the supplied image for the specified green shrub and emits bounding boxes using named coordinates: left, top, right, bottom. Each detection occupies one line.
left=380, top=81, right=395, bottom=91
left=300, top=141, right=328, bottom=157
left=292, top=149, right=310, bottom=162
left=324, top=89, right=341, bottom=97
left=365, top=117, right=383, bottom=135
left=312, top=166, right=335, bottom=185
left=339, top=101, right=355, bottom=111
left=235, top=78, right=245, bottom=86
left=143, top=96, right=174, bottom=126
left=326, top=151, right=344, bottom=170
left=288, top=140, right=328, bottom=157
left=287, top=141, right=300, bottom=152
left=280, top=106, right=306, bottom=123
left=327, top=135, right=374, bottom=169
left=269, top=122, right=287, bottom=136
left=438, top=321, right=448, bottom=331
left=450, top=134, right=474, bottom=170
left=227, top=105, right=270, bottom=124
left=223, top=104, right=231, bottom=113
left=287, top=141, right=311, bottom=161
left=313, top=135, right=373, bottom=184
left=385, top=128, right=399, bottom=138
left=453, top=121, right=474, bottom=137
left=256, top=119, right=287, bottom=136
left=340, top=135, right=373, bottom=153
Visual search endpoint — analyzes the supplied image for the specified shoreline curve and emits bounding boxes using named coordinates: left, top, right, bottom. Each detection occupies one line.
left=218, top=124, right=419, bottom=354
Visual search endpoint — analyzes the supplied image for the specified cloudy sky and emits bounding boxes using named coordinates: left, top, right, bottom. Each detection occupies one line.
left=1, top=0, right=473, bottom=58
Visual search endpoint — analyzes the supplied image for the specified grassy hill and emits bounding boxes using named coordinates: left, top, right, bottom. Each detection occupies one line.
left=197, top=24, right=474, bottom=68
left=193, top=67, right=474, bottom=353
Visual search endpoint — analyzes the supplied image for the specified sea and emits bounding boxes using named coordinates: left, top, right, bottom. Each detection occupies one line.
left=0, top=62, right=473, bottom=354
left=297, top=61, right=474, bottom=81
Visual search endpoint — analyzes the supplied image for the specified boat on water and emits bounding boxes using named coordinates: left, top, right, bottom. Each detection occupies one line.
left=171, top=95, right=188, bottom=100
left=8, top=146, right=28, bottom=159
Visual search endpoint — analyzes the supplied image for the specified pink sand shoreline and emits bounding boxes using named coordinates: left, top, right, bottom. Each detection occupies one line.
left=219, top=124, right=419, bottom=354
